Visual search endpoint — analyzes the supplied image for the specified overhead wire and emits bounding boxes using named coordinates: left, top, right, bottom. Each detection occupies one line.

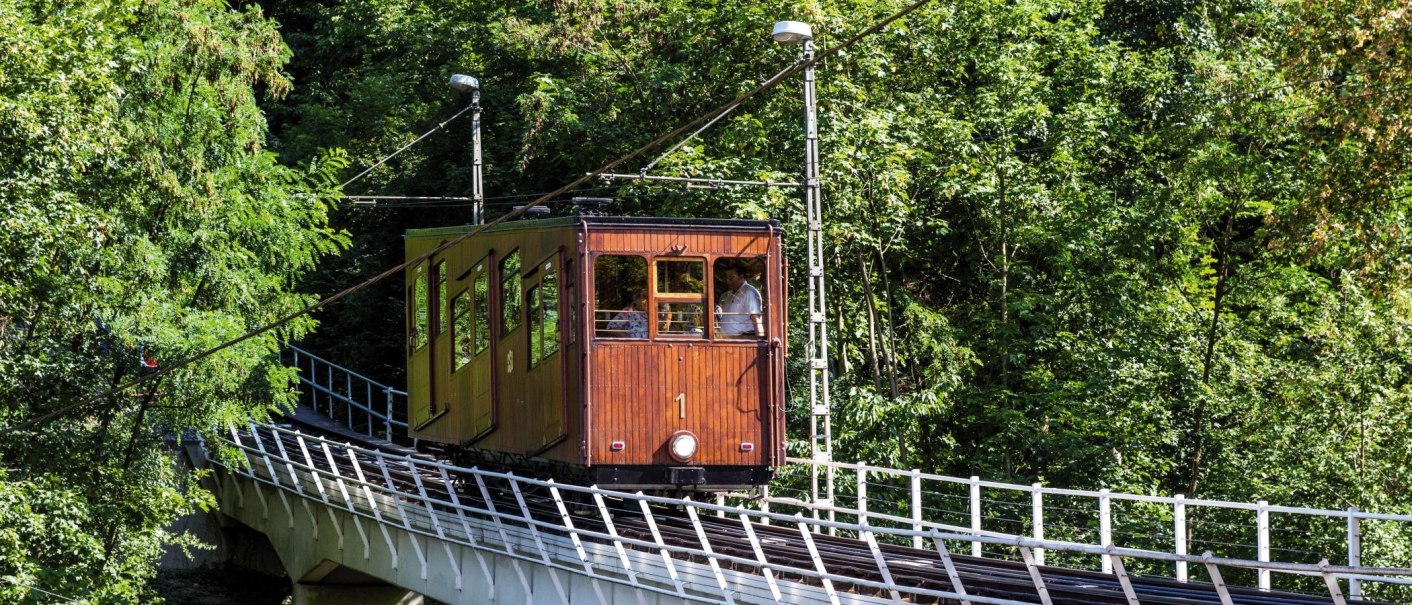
left=11, top=0, right=941, bottom=433
left=347, top=185, right=628, bottom=208
left=338, top=102, right=479, bottom=190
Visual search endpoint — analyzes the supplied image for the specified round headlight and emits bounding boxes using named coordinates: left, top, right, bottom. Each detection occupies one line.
left=669, top=432, right=698, bottom=462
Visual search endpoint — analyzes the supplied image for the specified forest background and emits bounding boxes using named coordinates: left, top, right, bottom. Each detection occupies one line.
left=2, top=0, right=1411, bottom=602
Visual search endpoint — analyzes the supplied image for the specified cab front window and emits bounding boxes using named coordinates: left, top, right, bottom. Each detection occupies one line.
left=713, top=257, right=766, bottom=339
left=594, top=255, right=647, bottom=339
left=655, top=258, right=705, bottom=338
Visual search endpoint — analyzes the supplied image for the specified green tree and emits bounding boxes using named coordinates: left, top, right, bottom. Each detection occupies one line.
left=0, top=1, right=345, bottom=601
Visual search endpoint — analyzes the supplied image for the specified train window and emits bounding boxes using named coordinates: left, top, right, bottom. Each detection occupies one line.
left=435, top=260, right=448, bottom=335
left=452, top=290, right=471, bottom=370
left=655, top=259, right=705, bottom=338
left=411, top=264, right=428, bottom=350
left=473, top=261, right=489, bottom=354
left=594, top=255, right=647, bottom=339
left=528, top=260, right=561, bottom=368
left=542, top=263, right=560, bottom=357
left=500, top=249, right=521, bottom=338
left=528, top=285, right=543, bottom=364
left=713, top=257, right=766, bottom=339
left=563, top=258, right=575, bottom=346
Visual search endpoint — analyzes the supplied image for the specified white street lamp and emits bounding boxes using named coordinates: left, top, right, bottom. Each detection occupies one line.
left=448, top=74, right=485, bottom=224
left=773, top=20, right=834, bottom=514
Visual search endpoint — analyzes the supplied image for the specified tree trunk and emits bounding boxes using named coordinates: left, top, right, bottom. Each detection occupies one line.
left=998, top=164, right=1010, bottom=394
left=1189, top=213, right=1235, bottom=495
left=858, top=251, right=884, bottom=392
left=876, top=247, right=900, bottom=399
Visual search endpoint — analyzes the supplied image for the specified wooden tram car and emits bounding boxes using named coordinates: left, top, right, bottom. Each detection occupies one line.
left=404, top=214, right=786, bottom=490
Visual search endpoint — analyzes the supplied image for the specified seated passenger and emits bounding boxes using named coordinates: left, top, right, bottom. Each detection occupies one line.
left=716, top=264, right=762, bottom=337
left=605, top=292, right=648, bottom=338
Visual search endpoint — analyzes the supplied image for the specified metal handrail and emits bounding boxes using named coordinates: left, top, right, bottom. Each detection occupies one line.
left=284, top=343, right=410, bottom=444
left=279, top=342, right=1401, bottom=600
left=218, top=422, right=1410, bottom=605
left=781, top=457, right=1404, bottom=597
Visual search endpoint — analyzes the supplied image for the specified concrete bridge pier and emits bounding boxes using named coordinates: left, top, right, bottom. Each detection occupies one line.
left=293, top=560, right=423, bottom=605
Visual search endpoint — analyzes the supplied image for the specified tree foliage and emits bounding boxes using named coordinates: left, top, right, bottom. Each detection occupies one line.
left=0, top=1, right=345, bottom=601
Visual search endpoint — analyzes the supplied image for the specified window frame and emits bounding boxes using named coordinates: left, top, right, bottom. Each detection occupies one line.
left=710, top=255, right=769, bottom=341
left=410, top=263, right=429, bottom=351
left=592, top=253, right=649, bottom=341
left=528, top=256, right=561, bottom=368
left=499, top=248, right=522, bottom=340
left=653, top=256, right=707, bottom=339
left=470, top=257, right=490, bottom=356
left=451, top=288, right=472, bottom=372
left=434, top=259, right=448, bottom=335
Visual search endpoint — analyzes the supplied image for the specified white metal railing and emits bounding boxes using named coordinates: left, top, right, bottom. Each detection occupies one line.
left=284, top=344, right=410, bottom=444
left=759, top=458, right=1412, bottom=600
left=217, top=423, right=1412, bottom=605
left=281, top=345, right=1412, bottom=600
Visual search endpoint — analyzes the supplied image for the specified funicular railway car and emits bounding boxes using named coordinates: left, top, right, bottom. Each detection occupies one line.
left=404, top=213, right=786, bottom=490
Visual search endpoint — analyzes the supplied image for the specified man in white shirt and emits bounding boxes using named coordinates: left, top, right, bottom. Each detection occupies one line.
left=716, top=265, right=762, bottom=337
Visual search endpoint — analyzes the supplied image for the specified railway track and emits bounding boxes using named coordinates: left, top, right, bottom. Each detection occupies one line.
left=231, top=417, right=1374, bottom=605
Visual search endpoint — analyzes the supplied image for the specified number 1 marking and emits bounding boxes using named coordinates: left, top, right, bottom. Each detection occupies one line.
left=676, top=393, right=686, bottom=419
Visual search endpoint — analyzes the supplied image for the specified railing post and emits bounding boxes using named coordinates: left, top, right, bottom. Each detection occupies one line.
left=970, top=475, right=981, bottom=557
left=308, top=355, right=318, bottom=411
left=1319, top=558, right=1350, bottom=605
left=639, top=496, right=688, bottom=597
left=1032, top=483, right=1045, bottom=566
left=1099, top=488, right=1112, bottom=573
left=857, top=463, right=868, bottom=526
left=508, top=475, right=569, bottom=602
left=1348, top=506, right=1362, bottom=601
left=929, top=531, right=972, bottom=605
left=1202, top=552, right=1236, bottom=605
left=795, top=514, right=840, bottom=605
left=385, top=388, right=394, bottom=442
left=365, top=381, right=373, bottom=436
left=326, top=363, right=333, bottom=418
left=345, top=372, right=353, bottom=429
left=1175, top=494, right=1188, bottom=582
left=739, top=513, right=783, bottom=602
left=689, top=500, right=738, bottom=603
left=1257, top=500, right=1270, bottom=591
left=911, top=469, right=923, bottom=549
left=1018, top=546, right=1054, bottom=605
left=760, top=485, right=770, bottom=526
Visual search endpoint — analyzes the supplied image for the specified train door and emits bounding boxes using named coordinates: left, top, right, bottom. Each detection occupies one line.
left=524, top=252, right=565, bottom=450
left=493, top=248, right=527, bottom=445
left=429, top=257, right=451, bottom=423
left=406, top=260, right=432, bottom=427
left=655, top=256, right=708, bottom=459
left=466, top=256, right=494, bottom=438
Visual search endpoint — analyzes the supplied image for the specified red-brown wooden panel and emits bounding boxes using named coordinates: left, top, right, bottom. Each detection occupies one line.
left=588, top=341, right=769, bottom=466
